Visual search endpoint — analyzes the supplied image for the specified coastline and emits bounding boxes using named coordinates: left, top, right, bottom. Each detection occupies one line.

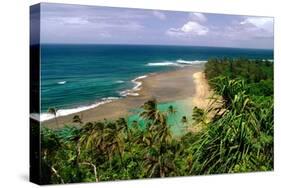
left=192, top=71, right=212, bottom=109
left=41, top=66, right=203, bottom=128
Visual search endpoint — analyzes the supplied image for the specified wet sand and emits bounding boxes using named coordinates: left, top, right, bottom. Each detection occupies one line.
left=42, top=66, right=203, bottom=128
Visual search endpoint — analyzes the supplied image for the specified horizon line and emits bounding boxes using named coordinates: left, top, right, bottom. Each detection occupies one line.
left=37, top=43, right=274, bottom=51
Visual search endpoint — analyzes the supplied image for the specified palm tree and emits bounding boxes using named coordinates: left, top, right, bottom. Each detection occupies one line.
left=143, top=145, right=176, bottom=178
left=192, top=106, right=207, bottom=126
left=181, top=116, right=188, bottom=126
left=72, top=115, right=83, bottom=125
left=167, top=105, right=178, bottom=126
left=78, top=122, right=106, bottom=155
left=140, top=99, right=172, bottom=144
left=167, top=105, right=177, bottom=116
left=103, top=122, right=125, bottom=167
left=156, top=122, right=172, bottom=145
left=48, top=107, right=58, bottom=127
left=140, top=99, right=158, bottom=122
left=140, top=99, right=168, bottom=129
left=116, top=117, right=130, bottom=140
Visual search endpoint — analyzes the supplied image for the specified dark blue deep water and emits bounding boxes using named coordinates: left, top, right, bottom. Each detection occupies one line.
left=40, top=44, right=273, bottom=114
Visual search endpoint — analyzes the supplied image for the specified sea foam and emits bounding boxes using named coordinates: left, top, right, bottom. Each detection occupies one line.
left=176, top=59, right=207, bottom=64
left=119, top=75, right=148, bottom=97
left=147, top=59, right=207, bottom=67
left=31, top=97, right=120, bottom=122
left=34, top=75, right=149, bottom=122
left=147, top=61, right=177, bottom=66
left=115, top=80, right=125, bottom=83
left=58, top=81, right=67, bottom=85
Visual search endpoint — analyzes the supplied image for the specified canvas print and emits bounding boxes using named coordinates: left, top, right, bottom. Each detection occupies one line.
left=30, top=3, right=274, bottom=185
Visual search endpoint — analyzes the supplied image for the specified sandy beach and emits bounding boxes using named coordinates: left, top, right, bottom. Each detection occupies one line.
left=42, top=66, right=205, bottom=128
left=192, top=72, right=212, bottom=109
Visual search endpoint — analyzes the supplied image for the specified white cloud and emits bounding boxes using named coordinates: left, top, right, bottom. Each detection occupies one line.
left=181, top=21, right=209, bottom=35
left=152, top=10, right=166, bottom=20
left=217, top=17, right=273, bottom=41
left=167, top=21, right=209, bottom=37
left=166, top=12, right=209, bottom=38
left=188, top=13, right=207, bottom=23
left=240, top=17, right=273, bottom=33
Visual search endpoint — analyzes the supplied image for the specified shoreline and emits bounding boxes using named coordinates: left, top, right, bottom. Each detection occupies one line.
left=192, top=71, right=212, bottom=109
left=41, top=66, right=203, bottom=128
left=31, top=74, right=152, bottom=122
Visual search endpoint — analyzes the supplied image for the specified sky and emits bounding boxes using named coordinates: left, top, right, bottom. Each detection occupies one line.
left=38, top=3, right=274, bottom=49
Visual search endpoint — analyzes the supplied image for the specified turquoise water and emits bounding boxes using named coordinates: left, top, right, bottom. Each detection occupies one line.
left=127, top=99, right=193, bottom=137
left=40, top=44, right=273, bottom=119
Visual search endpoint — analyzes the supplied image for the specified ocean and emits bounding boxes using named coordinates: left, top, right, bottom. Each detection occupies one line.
left=40, top=44, right=273, bottom=121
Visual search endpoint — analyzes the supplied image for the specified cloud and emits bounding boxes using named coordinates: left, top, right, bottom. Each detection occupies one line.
left=188, top=13, right=207, bottom=23
left=41, top=3, right=146, bottom=32
left=50, top=17, right=90, bottom=25
left=166, top=12, right=209, bottom=37
left=43, top=15, right=144, bottom=31
left=218, top=16, right=273, bottom=41
left=167, top=21, right=209, bottom=37
left=240, top=17, right=273, bottom=33
left=152, top=10, right=166, bottom=20
left=181, top=21, right=209, bottom=35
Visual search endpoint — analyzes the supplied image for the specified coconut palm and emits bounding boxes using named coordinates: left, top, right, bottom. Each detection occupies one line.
left=167, top=105, right=177, bottom=116
left=143, top=145, right=176, bottom=178
left=72, top=115, right=83, bottom=125
left=181, top=116, right=188, bottom=126
left=103, top=122, right=125, bottom=167
left=155, top=121, right=172, bottom=145
left=140, top=99, right=164, bottom=132
left=192, top=107, right=207, bottom=126
left=78, top=122, right=106, bottom=154
left=167, top=105, right=178, bottom=126
left=116, top=117, right=130, bottom=141
left=140, top=99, right=158, bottom=122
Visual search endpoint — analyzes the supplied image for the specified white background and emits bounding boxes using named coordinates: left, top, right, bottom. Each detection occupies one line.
left=0, top=0, right=280, bottom=187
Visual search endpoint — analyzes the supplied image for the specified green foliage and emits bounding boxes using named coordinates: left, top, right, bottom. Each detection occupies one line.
left=205, top=58, right=273, bottom=96
left=40, top=58, right=273, bottom=184
left=190, top=59, right=273, bottom=174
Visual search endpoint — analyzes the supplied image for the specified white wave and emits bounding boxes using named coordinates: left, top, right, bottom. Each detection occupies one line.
left=176, top=59, right=207, bottom=64
left=58, top=81, right=67, bottom=85
left=135, top=75, right=148, bottom=80
left=147, top=61, right=177, bottom=66
left=31, top=97, right=120, bottom=122
left=132, top=75, right=147, bottom=91
left=119, top=75, right=148, bottom=97
left=115, top=80, right=125, bottom=83
left=147, top=59, right=207, bottom=67
left=102, top=97, right=120, bottom=100
left=120, top=90, right=140, bottom=97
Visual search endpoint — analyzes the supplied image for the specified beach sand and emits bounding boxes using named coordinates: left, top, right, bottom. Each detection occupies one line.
left=188, top=71, right=222, bottom=133
left=192, top=72, right=212, bottom=109
left=42, top=66, right=203, bottom=128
